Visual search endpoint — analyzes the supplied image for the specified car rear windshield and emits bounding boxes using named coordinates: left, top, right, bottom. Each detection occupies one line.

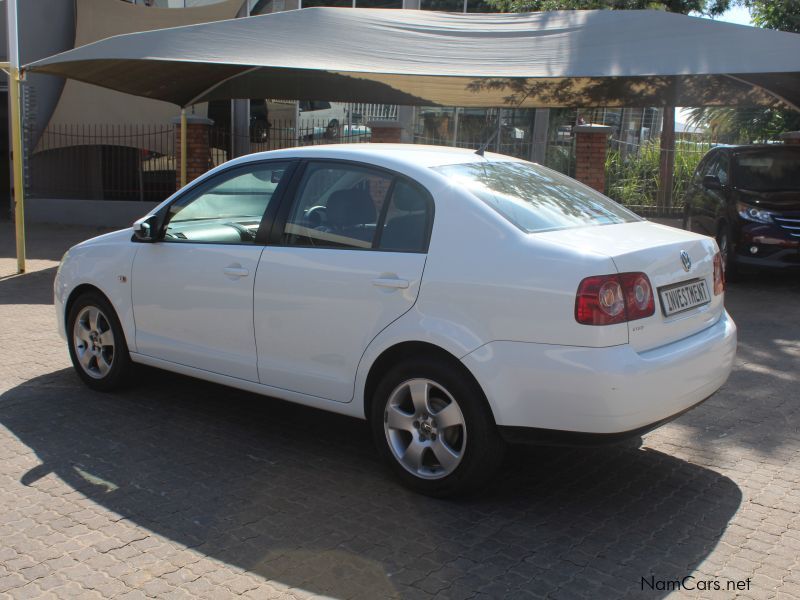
left=734, top=149, right=800, bottom=192
left=433, top=161, right=640, bottom=233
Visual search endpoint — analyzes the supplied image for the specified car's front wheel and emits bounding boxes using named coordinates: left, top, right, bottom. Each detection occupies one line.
left=371, top=356, right=504, bottom=497
left=67, top=292, right=132, bottom=391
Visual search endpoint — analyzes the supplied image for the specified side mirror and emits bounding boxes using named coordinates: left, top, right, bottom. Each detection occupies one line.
left=703, top=175, right=722, bottom=190
left=132, top=215, right=159, bottom=242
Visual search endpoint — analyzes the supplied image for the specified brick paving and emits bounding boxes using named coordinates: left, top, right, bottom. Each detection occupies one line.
left=0, top=221, right=798, bottom=599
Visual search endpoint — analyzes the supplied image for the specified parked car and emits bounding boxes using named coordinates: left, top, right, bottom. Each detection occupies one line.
left=683, top=144, right=800, bottom=274
left=55, top=145, right=737, bottom=496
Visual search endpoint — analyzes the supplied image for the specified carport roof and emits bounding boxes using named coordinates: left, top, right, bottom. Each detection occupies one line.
left=24, top=8, right=800, bottom=109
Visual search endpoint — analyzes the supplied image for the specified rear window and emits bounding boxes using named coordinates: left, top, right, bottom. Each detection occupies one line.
left=734, top=149, right=800, bottom=192
left=433, top=161, right=640, bottom=233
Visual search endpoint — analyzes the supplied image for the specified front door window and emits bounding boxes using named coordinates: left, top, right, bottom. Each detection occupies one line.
left=163, top=162, right=291, bottom=244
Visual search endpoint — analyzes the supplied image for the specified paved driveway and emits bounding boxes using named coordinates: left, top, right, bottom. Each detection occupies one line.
left=0, top=223, right=798, bottom=599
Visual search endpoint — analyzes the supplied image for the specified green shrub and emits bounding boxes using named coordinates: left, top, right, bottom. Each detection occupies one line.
left=605, top=140, right=709, bottom=209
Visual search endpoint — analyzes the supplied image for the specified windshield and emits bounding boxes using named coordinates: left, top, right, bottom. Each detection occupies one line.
left=434, top=161, right=639, bottom=233
left=734, top=149, right=800, bottom=192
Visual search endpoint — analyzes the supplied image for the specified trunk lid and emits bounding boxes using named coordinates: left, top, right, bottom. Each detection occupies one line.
left=536, top=221, right=722, bottom=352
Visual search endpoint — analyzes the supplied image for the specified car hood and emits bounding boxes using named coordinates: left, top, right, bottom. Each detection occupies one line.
left=736, top=188, right=800, bottom=211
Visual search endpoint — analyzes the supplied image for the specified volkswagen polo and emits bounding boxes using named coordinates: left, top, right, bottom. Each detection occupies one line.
left=55, top=145, right=737, bottom=496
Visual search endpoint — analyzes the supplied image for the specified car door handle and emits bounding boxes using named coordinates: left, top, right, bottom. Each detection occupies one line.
left=372, top=277, right=409, bottom=289
left=223, top=266, right=250, bottom=278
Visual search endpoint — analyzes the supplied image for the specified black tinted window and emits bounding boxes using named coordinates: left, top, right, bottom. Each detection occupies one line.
left=734, top=149, right=800, bottom=192
left=378, top=180, right=432, bottom=252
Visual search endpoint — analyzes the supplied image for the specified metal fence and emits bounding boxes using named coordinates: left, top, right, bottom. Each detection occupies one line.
left=28, top=119, right=373, bottom=202
left=414, top=108, right=536, bottom=160
left=28, top=111, right=709, bottom=218
left=29, top=124, right=177, bottom=202
left=604, top=139, right=715, bottom=216
left=209, top=118, right=372, bottom=165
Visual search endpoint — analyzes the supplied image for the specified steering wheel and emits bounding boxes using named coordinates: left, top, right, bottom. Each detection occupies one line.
left=305, top=205, right=327, bottom=228
left=224, top=222, right=256, bottom=242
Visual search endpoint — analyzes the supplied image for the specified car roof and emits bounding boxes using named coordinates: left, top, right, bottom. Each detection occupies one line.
left=720, top=143, right=800, bottom=154
left=226, top=143, right=520, bottom=170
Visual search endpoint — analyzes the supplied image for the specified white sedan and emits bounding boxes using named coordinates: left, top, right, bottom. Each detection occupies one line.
left=55, top=144, right=737, bottom=496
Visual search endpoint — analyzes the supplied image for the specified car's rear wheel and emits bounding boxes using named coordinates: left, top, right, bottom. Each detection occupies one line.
left=67, top=292, right=132, bottom=391
left=370, top=356, right=504, bottom=497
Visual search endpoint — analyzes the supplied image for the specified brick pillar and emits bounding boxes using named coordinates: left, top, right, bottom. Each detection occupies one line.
left=172, top=115, right=214, bottom=188
left=574, top=124, right=612, bottom=193
left=780, top=131, right=800, bottom=145
left=367, top=120, right=403, bottom=143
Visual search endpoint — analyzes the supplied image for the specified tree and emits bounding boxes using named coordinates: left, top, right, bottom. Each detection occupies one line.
left=684, top=0, right=800, bottom=144
left=745, top=0, right=800, bottom=33
left=487, top=0, right=731, bottom=16
left=485, top=0, right=733, bottom=210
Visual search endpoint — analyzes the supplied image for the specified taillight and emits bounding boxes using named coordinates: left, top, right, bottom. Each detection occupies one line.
left=575, top=272, right=655, bottom=326
left=619, top=272, right=655, bottom=320
left=713, top=252, right=725, bottom=296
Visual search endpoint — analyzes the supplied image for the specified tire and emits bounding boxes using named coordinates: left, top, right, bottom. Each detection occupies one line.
left=67, top=291, right=133, bottom=392
left=717, top=224, right=739, bottom=282
left=370, top=356, right=505, bottom=497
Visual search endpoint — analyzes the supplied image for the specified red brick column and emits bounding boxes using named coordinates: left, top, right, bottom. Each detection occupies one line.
left=780, top=131, right=800, bottom=145
left=172, top=115, right=214, bottom=188
left=574, top=124, right=612, bottom=193
left=367, top=120, right=403, bottom=143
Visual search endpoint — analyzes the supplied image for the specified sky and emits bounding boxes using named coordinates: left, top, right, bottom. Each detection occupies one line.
left=703, top=4, right=752, bottom=26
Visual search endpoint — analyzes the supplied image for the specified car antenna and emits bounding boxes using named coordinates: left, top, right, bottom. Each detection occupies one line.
left=475, top=129, right=499, bottom=157
left=475, top=87, right=535, bottom=157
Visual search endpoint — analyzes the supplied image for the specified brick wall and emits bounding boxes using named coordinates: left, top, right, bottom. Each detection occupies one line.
left=173, top=116, right=214, bottom=188
left=367, top=120, right=403, bottom=144
left=574, top=125, right=612, bottom=193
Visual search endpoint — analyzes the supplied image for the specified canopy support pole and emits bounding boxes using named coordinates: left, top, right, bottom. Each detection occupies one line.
left=0, top=61, right=25, bottom=273
left=4, top=0, right=25, bottom=273
left=180, top=108, right=187, bottom=188
left=9, top=67, right=25, bottom=273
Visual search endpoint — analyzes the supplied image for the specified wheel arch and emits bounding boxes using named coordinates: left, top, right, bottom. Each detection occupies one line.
left=362, top=340, right=495, bottom=427
left=64, top=284, right=133, bottom=352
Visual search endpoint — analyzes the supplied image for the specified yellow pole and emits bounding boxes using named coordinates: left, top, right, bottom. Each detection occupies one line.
left=180, top=108, right=187, bottom=188
left=9, top=67, right=26, bottom=274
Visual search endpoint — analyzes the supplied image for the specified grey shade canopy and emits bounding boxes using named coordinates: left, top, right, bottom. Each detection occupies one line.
left=24, top=8, right=800, bottom=110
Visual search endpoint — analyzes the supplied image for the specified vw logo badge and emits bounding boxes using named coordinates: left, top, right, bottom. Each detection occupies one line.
left=680, top=250, right=692, bottom=272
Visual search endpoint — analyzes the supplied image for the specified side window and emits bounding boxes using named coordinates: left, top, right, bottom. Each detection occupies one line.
left=283, top=162, right=392, bottom=249
left=163, top=162, right=290, bottom=244
left=716, top=154, right=730, bottom=186
left=695, top=154, right=715, bottom=184
left=378, top=179, right=432, bottom=253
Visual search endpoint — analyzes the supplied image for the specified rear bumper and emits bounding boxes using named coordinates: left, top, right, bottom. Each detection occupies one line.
left=461, top=311, right=737, bottom=435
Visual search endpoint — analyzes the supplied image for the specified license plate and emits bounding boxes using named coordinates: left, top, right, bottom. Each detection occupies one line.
left=658, top=278, right=710, bottom=317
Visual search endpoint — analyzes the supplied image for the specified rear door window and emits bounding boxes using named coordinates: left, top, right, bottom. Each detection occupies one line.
left=377, top=180, right=432, bottom=253
left=282, top=162, right=392, bottom=249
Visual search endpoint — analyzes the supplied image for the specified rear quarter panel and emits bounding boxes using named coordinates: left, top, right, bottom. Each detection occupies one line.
left=412, top=180, right=628, bottom=349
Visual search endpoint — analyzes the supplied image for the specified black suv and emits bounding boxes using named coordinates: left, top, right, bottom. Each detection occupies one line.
left=683, top=144, right=800, bottom=274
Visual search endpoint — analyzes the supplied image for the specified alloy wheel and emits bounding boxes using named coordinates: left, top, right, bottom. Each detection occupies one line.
left=383, top=378, right=467, bottom=480
left=72, top=306, right=115, bottom=379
